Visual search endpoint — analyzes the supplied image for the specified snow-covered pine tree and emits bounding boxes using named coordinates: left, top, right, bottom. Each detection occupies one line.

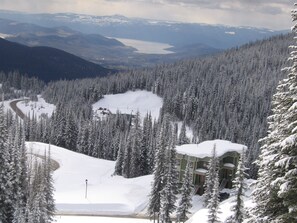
left=147, top=118, right=168, bottom=222
left=44, top=146, right=55, bottom=222
left=130, top=111, right=142, bottom=178
left=122, top=132, right=132, bottom=178
left=0, top=103, right=14, bottom=223
left=249, top=4, right=297, bottom=222
left=176, top=159, right=194, bottom=223
left=207, top=170, right=221, bottom=223
left=114, top=135, right=125, bottom=176
left=226, top=149, right=248, bottom=223
left=160, top=126, right=178, bottom=223
left=178, top=121, right=190, bottom=145
left=204, top=145, right=219, bottom=207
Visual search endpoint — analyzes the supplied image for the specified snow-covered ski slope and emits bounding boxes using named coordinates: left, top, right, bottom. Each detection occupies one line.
left=27, top=142, right=152, bottom=215
left=92, top=90, right=163, bottom=120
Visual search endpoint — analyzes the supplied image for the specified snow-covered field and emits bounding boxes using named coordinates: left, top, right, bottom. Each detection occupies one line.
left=55, top=216, right=151, bottom=223
left=93, top=90, right=163, bottom=120
left=17, top=95, right=55, bottom=119
left=27, top=142, right=152, bottom=216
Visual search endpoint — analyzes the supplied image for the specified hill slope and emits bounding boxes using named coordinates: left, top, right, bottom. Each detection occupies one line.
left=0, top=38, right=113, bottom=82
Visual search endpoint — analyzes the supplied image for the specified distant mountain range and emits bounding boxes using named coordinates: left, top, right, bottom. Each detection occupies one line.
left=0, top=38, right=113, bottom=82
left=0, top=10, right=288, bottom=49
left=0, top=10, right=289, bottom=70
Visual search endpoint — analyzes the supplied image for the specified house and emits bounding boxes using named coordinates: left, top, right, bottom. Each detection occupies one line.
left=176, top=140, right=247, bottom=195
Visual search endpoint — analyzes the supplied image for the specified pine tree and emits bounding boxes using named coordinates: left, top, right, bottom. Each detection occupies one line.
left=122, top=132, right=132, bottom=178
left=204, top=145, right=219, bottom=207
left=160, top=128, right=178, bottom=223
left=114, top=136, right=125, bottom=176
left=226, top=149, right=247, bottom=223
left=178, top=121, right=190, bottom=145
left=43, top=146, right=55, bottom=222
left=177, top=160, right=194, bottom=223
left=148, top=119, right=168, bottom=222
left=249, top=4, right=297, bottom=222
left=207, top=170, right=221, bottom=223
left=0, top=103, right=13, bottom=223
left=130, top=111, right=142, bottom=178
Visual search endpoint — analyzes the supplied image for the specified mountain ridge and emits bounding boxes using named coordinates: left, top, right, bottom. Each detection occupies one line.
left=0, top=38, right=113, bottom=82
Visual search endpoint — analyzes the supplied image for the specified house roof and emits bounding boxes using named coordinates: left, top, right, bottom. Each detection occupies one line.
left=176, top=139, right=247, bottom=159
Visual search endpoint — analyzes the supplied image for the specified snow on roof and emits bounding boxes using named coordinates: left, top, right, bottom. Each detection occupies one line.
left=176, top=140, right=247, bottom=159
left=195, top=168, right=208, bottom=175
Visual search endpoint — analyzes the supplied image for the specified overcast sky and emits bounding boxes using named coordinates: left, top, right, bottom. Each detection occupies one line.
left=0, top=0, right=295, bottom=30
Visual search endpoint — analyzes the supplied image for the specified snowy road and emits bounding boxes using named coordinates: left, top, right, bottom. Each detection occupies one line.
left=9, top=99, right=26, bottom=119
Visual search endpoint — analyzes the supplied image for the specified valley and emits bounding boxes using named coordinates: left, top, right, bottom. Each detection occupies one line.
left=0, top=2, right=295, bottom=223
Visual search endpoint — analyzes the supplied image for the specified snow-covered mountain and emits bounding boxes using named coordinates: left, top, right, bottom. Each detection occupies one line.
left=0, top=10, right=287, bottom=50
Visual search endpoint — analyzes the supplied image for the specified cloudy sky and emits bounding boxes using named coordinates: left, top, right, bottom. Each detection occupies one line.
left=0, top=0, right=294, bottom=30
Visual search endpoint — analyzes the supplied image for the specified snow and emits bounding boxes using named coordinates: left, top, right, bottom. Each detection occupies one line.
left=187, top=179, right=255, bottom=223
left=195, top=168, right=208, bottom=175
left=0, top=33, right=13, bottom=39
left=55, top=216, right=151, bottom=223
left=17, top=95, right=55, bottom=119
left=92, top=90, right=163, bottom=121
left=225, top=31, right=236, bottom=35
left=26, top=142, right=153, bottom=216
left=223, top=163, right=236, bottom=169
left=176, top=140, right=247, bottom=158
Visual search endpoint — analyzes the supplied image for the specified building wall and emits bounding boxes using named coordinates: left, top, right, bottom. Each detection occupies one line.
left=177, top=152, right=240, bottom=195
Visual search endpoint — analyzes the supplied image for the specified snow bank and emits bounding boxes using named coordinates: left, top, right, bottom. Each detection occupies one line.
left=92, top=90, right=163, bottom=120
left=26, top=142, right=153, bottom=216
left=176, top=140, right=247, bottom=158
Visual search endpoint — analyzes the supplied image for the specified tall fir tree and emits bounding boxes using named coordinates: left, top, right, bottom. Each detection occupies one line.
left=177, top=159, right=194, bottom=223
left=204, top=145, right=219, bottom=207
left=249, top=4, right=297, bottom=222
left=226, top=149, right=248, bottom=223
left=148, top=118, right=168, bottom=222
left=160, top=126, right=178, bottom=223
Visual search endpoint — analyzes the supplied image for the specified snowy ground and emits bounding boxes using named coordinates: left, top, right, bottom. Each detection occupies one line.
left=17, top=95, right=55, bottom=119
left=27, top=141, right=254, bottom=222
left=186, top=179, right=255, bottom=223
left=55, top=215, right=151, bottom=223
left=92, top=90, right=163, bottom=121
left=27, top=142, right=153, bottom=216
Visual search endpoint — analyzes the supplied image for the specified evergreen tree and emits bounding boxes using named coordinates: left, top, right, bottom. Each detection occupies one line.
left=177, top=160, right=194, bottom=223
left=204, top=145, right=219, bottom=207
left=207, top=171, right=221, bottom=223
left=226, top=149, right=247, bottom=223
left=160, top=128, right=178, bottom=223
left=114, top=136, right=125, bottom=176
left=43, top=147, right=55, bottom=222
left=0, top=103, right=13, bottom=223
left=249, top=4, right=297, bottom=222
left=148, top=119, right=168, bottom=222
left=178, top=121, right=190, bottom=145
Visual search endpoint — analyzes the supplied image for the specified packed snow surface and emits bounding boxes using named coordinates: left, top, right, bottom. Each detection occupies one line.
left=93, top=90, right=163, bottom=120
left=176, top=140, right=247, bottom=158
left=17, top=95, right=56, bottom=119
left=55, top=216, right=151, bottom=223
left=26, top=142, right=152, bottom=215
